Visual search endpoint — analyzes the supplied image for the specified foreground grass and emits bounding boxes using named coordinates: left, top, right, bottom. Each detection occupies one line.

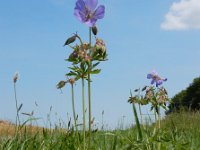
left=1, top=111, right=200, bottom=150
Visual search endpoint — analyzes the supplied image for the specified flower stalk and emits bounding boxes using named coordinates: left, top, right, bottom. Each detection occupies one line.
left=13, top=72, right=20, bottom=130
left=61, top=1, right=107, bottom=149
left=81, top=77, right=86, bottom=150
left=14, top=82, right=20, bottom=127
left=88, top=27, right=92, bottom=149
left=70, top=82, right=78, bottom=132
left=130, top=91, right=143, bottom=140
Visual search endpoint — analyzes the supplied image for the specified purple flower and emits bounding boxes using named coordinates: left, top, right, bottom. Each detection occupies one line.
left=147, top=71, right=167, bottom=87
left=74, top=0, right=105, bottom=27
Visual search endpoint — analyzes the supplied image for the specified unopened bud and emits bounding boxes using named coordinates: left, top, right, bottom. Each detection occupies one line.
left=69, top=51, right=78, bottom=59
left=92, top=26, right=98, bottom=35
left=64, top=35, right=76, bottom=46
left=95, top=38, right=106, bottom=53
left=142, top=86, right=148, bottom=91
left=57, top=81, right=66, bottom=89
left=13, top=72, right=19, bottom=83
left=68, top=78, right=75, bottom=85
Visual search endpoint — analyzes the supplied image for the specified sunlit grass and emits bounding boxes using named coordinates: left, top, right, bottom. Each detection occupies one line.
left=1, top=111, right=200, bottom=149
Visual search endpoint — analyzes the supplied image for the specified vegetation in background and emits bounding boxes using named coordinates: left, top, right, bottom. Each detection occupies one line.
left=168, top=76, right=200, bottom=113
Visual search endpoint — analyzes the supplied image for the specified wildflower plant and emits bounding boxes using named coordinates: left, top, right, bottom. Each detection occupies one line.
left=13, top=72, right=23, bottom=130
left=128, top=71, right=169, bottom=141
left=128, top=71, right=168, bottom=114
left=57, top=0, right=107, bottom=149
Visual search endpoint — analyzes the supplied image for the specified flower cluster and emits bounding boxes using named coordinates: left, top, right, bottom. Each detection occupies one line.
left=65, top=34, right=107, bottom=66
left=128, top=71, right=169, bottom=114
left=129, top=86, right=168, bottom=105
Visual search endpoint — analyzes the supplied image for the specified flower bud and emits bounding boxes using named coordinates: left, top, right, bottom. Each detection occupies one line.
left=82, top=43, right=90, bottom=50
left=95, top=38, right=106, bottom=53
left=68, top=78, right=75, bottom=85
left=128, top=96, right=137, bottom=104
left=13, top=72, right=19, bottom=83
left=69, top=51, right=78, bottom=60
left=56, top=81, right=66, bottom=89
left=64, top=35, right=76, bottom=46
left=92, top=26, right=98, bottom=35
left=134, top=89, right=139, bottom=92
left=84, top=55, right=91, bottom=62
left=142, top=86, right=148, bottom=91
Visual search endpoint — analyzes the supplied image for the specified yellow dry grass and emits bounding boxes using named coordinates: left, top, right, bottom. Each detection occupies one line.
left=0, top=120, right=45, bottom=137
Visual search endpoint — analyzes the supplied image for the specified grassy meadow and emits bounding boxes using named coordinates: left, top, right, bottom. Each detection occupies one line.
left=1, top=0, right=200, bottom=149
left=0, top=110, right=200, bottom=150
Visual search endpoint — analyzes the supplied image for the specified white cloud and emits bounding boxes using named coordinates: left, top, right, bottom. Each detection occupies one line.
left=161, top=0, right=200, bottom=30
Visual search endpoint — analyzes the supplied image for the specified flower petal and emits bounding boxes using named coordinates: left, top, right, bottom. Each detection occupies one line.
left=151, top=79, right=155, bottom=85
left=147, top=73, right=152, bottom=79
left=94, top=5, right=105, bottom=19
left=151, top=70, right=158, bottom=76
left=74, top=9, right=84, bottom=22
left=85, top=0, right=98, bottom=11
left=156, top=80, right=163, bottom=87
left=75, top=0, right=85, bottom=11
left=163, top=78, right=167, bottom=81
left=74, top=0, right=86, bottom=22
left=85, top=18, right=97, bottom=27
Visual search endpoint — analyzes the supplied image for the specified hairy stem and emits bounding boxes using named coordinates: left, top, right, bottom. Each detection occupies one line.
left=14, top=83, right=20, bottom=128
left=139, top=104, right=143, bottom=125
left=88, top=27, right=92, bottom=150
left=71, top=84, right=79, bottom=136
left=82, top=78, right=86, bottom=150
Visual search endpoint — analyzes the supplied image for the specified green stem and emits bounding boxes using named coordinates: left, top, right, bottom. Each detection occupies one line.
left=130, top=91, right=142, bottom=140
left=132, top=103, right=143, bottom=140
left=14, top=83, right=20, bottom=128
left=138, top=104, right=143, bottom=125
left=157, top=106, right=161, bottom=150
left=71, top=84, right=78, bottom=133
left=88, top=27, right=92, bottom=150
left=82, top=78, right=86, bottom=150
left=153, top=107, right=157, bottom=136
left=158, top=106, right=161, bottom=129
left=154, top=108, right=157, bottom=124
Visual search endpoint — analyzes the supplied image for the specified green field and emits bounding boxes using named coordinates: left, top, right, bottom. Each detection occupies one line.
left=1, top=110, right=200, bottom=150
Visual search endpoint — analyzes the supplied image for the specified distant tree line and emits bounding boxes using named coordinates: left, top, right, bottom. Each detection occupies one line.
left=167, top=76, right=200, bottom=113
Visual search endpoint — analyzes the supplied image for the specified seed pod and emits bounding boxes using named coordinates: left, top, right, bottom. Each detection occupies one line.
left=142, top=86, right=148, bottom=91
left=134, top=89, right=139, bottom=92
left=68, top=78, right=75, bottom=85
left=95, top=38, right=106, bottom=54
left=64, top=35, right=76, bottom=46
left=70, top=51, right=78, bottom=58
left=92, top=26, right=98, bottom=35
left=13, top=72, right=19, bottom=83
left=56, top=81, right=66, bottom=89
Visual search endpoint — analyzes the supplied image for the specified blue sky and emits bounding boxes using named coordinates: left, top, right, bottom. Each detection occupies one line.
left=1, top=0, right=200, bottom=128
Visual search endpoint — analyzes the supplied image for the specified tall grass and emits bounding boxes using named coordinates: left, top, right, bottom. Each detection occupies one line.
left=1, top=110, right=200, bottom=149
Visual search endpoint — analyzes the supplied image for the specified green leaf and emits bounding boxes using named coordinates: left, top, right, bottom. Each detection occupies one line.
left=66, top=71, right=77, bottom=76
left=17, top=103, right=23, bottom=112
left=80, top=62, right=86, bottom=72
left=75, top=76, right=81, bottom=81
left=92, top=62, right=100, bottom=69
left=90, top=69, right=101, bottom=74
left=68, top=66, right=79, bottom=72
